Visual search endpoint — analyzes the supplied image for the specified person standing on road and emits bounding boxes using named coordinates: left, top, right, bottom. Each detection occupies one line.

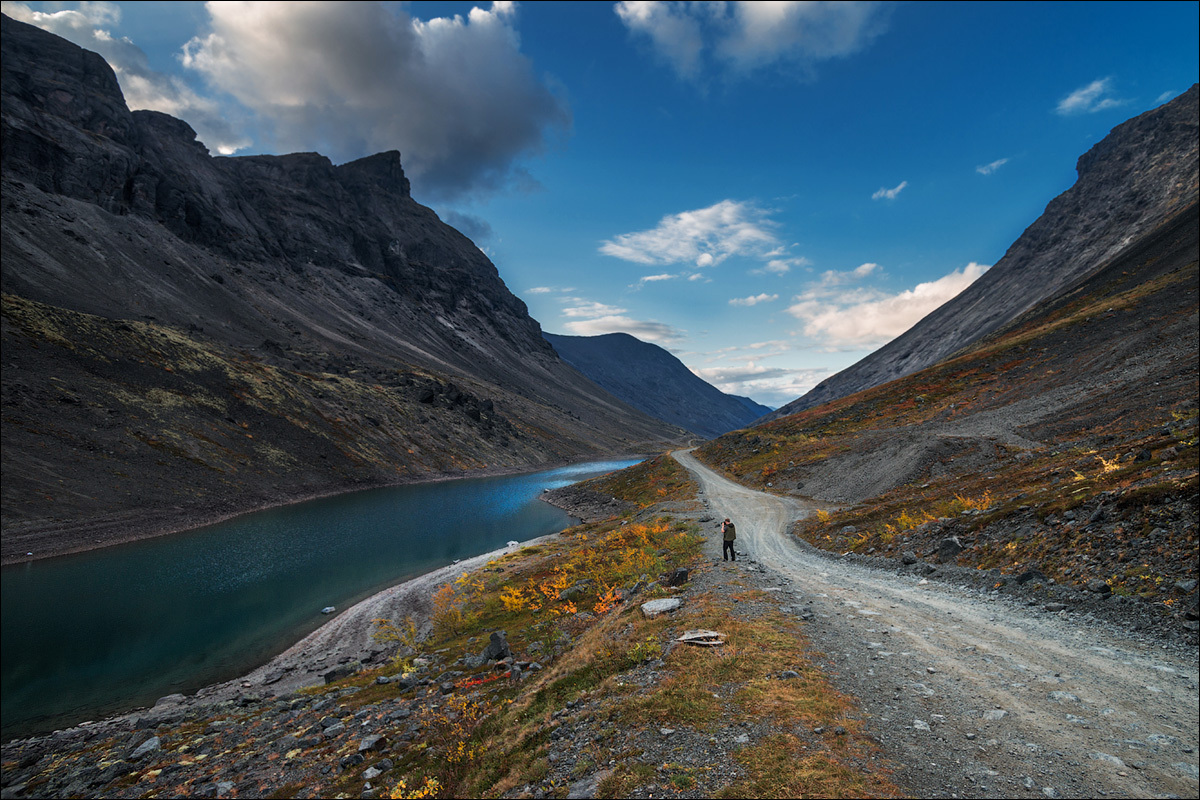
left=721, top=517, right=737, bottom=561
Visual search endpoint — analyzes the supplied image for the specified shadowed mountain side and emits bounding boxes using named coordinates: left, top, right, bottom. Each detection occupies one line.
left=0, top=15, right=687, bottom=563
left=544, top=332, right=772, bottom=440
left=766, top=84, right=1199, bottom=422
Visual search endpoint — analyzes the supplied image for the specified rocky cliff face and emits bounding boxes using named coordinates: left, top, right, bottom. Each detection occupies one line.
left=0, top=15, right=685, bottom=562
left=767, top=84, right=1199, bottom=421
left=545, top=332, right=772, bottom=440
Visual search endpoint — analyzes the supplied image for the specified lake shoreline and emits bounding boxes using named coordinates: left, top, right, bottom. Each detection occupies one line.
left=1, top=457, right=644, bottom=744
left=1, top=453, right=656, bottom=567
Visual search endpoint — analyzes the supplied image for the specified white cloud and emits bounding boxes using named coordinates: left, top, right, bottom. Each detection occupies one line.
left=1056, top=78, right=1124, bottom=115
left=818, top=262, right=881, bottom=285
left=976, top=158, right=1009, bottom=176
left=729, top=293, right=779, bottom=307
left=787, top=262, right=989, bottom=348
left=753, top=255, right=811, bottom=275
left=3, top=1, right=251, bottom=154
left=562, top=315, right=685, bottom=344
left=692, top=362, right=831, bottom=408
left=1156, top=90, right=1178, bottom=104
left=179, top=1, right=569, bottom=200
left=599, top=200, right=779, bottom=267
left=615, top=1, right=889, bottom=81
left=640, top=273, right=677, bottom=282
left=872, top=180, right=907, bottom=201
left=526, top=286, right=553, bottom=294
left=562, top=300, right=627, bottom=318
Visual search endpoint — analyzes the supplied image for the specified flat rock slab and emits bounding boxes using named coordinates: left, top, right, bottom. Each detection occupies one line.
left=641, top=598, right=682, bottom=618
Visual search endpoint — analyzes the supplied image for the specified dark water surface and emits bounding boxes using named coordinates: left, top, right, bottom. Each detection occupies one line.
left=1, top=459, right=639, bottom=741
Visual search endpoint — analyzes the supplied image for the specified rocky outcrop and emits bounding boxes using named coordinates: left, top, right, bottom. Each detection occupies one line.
left=767, top=84, right=1199, bottom=421
left=0, top=15, right=686, bottom=562
left=545, top=332, right=772, bottom=439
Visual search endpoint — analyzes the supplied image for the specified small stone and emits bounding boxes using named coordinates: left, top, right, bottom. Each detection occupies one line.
left=129, top=736, right=161, bottom=761
left=358, top=735, right=387, bottom=753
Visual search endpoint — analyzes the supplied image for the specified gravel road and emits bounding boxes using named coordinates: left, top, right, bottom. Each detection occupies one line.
left=673, top=449, right=1199, bottom=799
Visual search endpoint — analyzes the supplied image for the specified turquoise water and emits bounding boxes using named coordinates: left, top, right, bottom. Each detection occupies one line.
left=0, top=459, right=639, bottom=741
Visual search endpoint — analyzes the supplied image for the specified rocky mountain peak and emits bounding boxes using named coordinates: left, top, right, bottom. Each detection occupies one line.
left=338, top=150, right=412, bottom=199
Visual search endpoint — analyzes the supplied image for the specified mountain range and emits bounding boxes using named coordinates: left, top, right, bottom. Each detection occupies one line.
left=544, top=332, right=771, bottom=440
left=0, top=15, right=687, bottom=563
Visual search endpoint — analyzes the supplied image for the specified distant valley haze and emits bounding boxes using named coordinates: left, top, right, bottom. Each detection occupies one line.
left=6, top=0, right=1198, bottom=408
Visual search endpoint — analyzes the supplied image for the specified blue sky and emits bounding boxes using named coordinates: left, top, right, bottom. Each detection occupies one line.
left=7, top=1, right=1198, bottom=407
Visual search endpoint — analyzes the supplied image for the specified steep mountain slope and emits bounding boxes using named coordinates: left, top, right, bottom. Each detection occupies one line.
left=767, top=84, right=1199, bottom=421
left=698, top=199, right=1198, bottom=607
left=0, top=15, right=686, bottom=563
left=545, top=331, right=772, bottom=439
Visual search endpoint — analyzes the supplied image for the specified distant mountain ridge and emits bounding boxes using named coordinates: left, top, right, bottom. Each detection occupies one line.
left=545, top=332, right=772, bottom=440
left=0, top=15, right=686, bottom=562
left=766, top=84, right=1199, bottom=421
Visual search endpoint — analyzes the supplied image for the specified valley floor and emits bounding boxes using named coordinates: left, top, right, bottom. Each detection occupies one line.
left=2, top=451, right=1197, bottom=799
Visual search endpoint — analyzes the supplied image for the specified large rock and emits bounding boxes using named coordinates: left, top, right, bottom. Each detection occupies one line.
left=641, top=599, right=682, bottom=618
left=481, top=630, right=512, bottom=662
left=936, top=536, right=964, bottom=563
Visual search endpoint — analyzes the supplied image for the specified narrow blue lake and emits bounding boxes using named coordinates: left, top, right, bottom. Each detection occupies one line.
left=1, top=458, right=639, bottom=741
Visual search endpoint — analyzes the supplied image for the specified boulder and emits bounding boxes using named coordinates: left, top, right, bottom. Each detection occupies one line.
left=481, top=630, right=512, bottom=662
left=641, top=599, right=681, bottom=618
left=665, top=567, right=690, bottom=586
left=937, top=536, right=963, bottom=563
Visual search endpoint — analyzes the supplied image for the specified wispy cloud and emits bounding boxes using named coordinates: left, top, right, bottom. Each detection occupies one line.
left=692, top=362, right=831, bottom=408
left=640, top=273, right=677, bottom=282
left=562, top=315, right=685, bottom=344
left=562, top=300, right=628, bottom=318
left=526, top=286, right=553, bottom=294
left=754, top=255, right=811, bottom=275
left=1056, top=78, right=1124, bottom=115
left=556, top=297, right=684, bottom=344
left=729, top=293, right=779, bottom=307
left=872, top=180, right=907, bottom=201
left=976, top=158, right=1010, bottom=176
left=615, top=1, right=891, bottom=81
left=818, top=262, right=880, bottom=285
left=600, top=200, right=779, bottom=267
left=787, top=262, right=989, bottom=348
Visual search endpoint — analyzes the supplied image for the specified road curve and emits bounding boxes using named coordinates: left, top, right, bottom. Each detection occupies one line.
left=673, top=449, right=1199, bottom=799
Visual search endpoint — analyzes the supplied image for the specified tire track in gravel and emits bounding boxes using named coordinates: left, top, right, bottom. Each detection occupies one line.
left=674, top=449, right=1199, bottom=799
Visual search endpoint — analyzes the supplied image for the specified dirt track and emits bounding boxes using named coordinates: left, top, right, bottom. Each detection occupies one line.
left=674, top=449, right=1199, bottom=799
